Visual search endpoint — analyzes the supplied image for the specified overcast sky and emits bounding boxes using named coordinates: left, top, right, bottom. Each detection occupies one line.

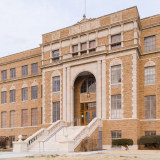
left=0, top=0, right=159, bottom=58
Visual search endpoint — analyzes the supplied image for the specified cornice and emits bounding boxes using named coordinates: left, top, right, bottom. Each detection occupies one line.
left=40, top=45, right=140, bottom=69
left=0, top=73, right=42, bottom=84
left=0, top=53, right=42, bottom=66
left=142, top=22, right=160, bottom=30
left=141, top=48, right=160, bottom=56
left=40, top=17, right=139, bottom=47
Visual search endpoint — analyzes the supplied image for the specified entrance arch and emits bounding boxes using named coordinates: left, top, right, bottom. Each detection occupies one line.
left=73, top=71, right=96, bottom=125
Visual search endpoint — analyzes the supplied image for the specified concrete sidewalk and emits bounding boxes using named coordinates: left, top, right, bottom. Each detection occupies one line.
left=0, top=151, right=160, bottom=159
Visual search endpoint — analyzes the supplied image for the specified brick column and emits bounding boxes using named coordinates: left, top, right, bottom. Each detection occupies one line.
left=63, top=68, right=67, bottom=121
left=102, top=60, right=106, bottom=119
left=67, top=67, right=71, bottom=122
left=97, top=60, right=102, bottom=118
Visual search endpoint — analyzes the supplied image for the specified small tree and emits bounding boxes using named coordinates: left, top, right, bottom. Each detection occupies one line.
left=139, top=135, right=160, bottom=149
left=112, top=139, right=133, bottom=150
left=0, top=137, right=9, bottom=149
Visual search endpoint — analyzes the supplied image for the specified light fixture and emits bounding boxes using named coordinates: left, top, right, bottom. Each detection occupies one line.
left=87, top=92, right=90, bottom=98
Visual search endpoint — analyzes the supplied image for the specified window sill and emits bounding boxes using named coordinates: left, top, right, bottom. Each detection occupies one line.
left=111, top=83, right=121, bottom=85
left=144, top=84, right=155, bottom=86
left=52, top=91, right=60, bottom=93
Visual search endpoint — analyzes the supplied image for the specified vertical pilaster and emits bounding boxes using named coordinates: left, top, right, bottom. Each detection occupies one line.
left=134, top=21, right=138, bottom=44
left=97, top=60, right=102, bottom=118
left=108, top=28, right=111, bottom=50
left=87, top=34, right=89, bottom=53
left=50, top=43, right=52, bottom=63
left=121, top=24, right=124, bottom=47
left=71, top=86, right=74, bottom=122
left=63, top=68, right=67, bottom=121
left=67, top=67, right=71, bottom=122
left=102, top=60, right=106, bottom=119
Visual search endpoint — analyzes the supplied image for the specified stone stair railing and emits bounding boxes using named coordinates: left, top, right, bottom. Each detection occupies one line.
left=59, top=118, right=102, bottom=153
left=13, top=120, right=67, bottom=152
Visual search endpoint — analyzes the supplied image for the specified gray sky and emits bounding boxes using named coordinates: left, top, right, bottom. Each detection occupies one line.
left=0, top=0, right=159, bottom=58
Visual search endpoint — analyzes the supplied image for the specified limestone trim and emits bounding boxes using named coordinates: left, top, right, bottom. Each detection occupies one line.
left=132, top=53, right=137, bottom=118
left=31, top=81, right=38, bottom=87
left=109, top=58, right=123, bottom=119
left=1, top=87, right=7, bottom=92
left=10, top=85, right=16, bottom=90
left=144, top=60, right=156, bottom=67
left=51, top=70, right=62, bottom=123
left=22, top=83, right=28, bottom=88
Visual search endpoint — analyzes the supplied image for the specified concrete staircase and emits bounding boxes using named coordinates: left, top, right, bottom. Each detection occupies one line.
left=28, top=126, right=83, bottom=152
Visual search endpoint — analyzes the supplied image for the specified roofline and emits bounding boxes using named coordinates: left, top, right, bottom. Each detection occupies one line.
left=42, top=6, right=138, bottom=36
left=0, top=47, right=41, bottom=60
left=141, top=13, right=160, bottom=21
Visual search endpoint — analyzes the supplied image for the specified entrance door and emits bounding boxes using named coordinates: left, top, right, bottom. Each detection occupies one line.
left=81, top=103, right=96, bottom=125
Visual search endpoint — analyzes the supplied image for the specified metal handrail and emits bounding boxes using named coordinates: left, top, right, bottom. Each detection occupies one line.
left=38, top=118, right=81, bottom=152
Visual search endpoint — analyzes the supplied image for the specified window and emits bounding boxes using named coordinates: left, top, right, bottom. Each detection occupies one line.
left=145, top=96, right=156, bottom=119
left=72, top=53, right=78, bottom=57
left=81, top=42, right=87, bottom=50
left=22, top=65, right=28, bottom=76
left=52, top=50, right=59, bottom=57
left=10, top=68, right=16, bottom=79
left=111, top=65, right=121, bottom=84
left=52, top=76, right=60, bottom=92
left=31, top=108, right=38, bottom=126
left=1, top=112, right=7, bottom=128
left=52, top=50, right=59, bottom=62
left=22, top=88, right=28, bottom=101
left=72, top=44, right=78, bottom=52
left=111, top=34, right=121, bottom=43
left=144, top=35, right=155, bottom=51
left=87, top=103, right=96, bottom=110
left=111, top=34, right=121, bottom=49
left=1, top=70, right=7, bottom=81
left=111, top=95, right=122, bottom=119
left=89, top=40, right=96, bottom=48
left=32, top=63, right=38, bottom=74
left=10, top=110, right=15, bottom=128
left=32, top=86, right=38, bottom=100
left=145, top=66, right=156, bottom=85
left=111, top=130, right=121, bottom=147
left=81, top=77, right=96, bottom=93
left=52, top=102, right=60, bottom=122
left=10, top=90, right=15, bottom=103
left=145, top=131, right=156, bottom=136
left=1, top=91, right=7, bottom=104
left=22, top=109, right=28, bottom=127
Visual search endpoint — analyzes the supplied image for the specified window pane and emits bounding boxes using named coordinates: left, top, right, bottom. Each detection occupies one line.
left=111, top=95, right=122, bottom=119
left=111, top=130, right=121, bottom=148
left=32, top=86, right=38, bottom=100
left=10, top=90, right=15, bottom=103
left=111, top=65, right=121, bottom=84
left=1, top=112, right=7, bottom=128
left=1, top=91, right=7, bottom=104
left=31, top=108, right=38, bottom=126
left=32, top=63, right=38, bottom=74
left=144, top=36, right=155, bottom=51
left=89, top=40, right=96, bottom=48
left=81, top=43, right=87, bottom=50
left=52, top=50, right=59, bottom=57
left=145, top=66, right=156, bottom=85
left=10, top=68, right=16, bottom=79
left=22, top=88, right=28, bottom=101
left=72, top=45, right=78, bottom=52
left=52, top=76, right=60, bottom=92
left=22, top=65, right=28, bottom=76
left=2, top=70, right=7, bottom=81
left=10, top=111, right=15, bottom=128
left=111, top=34, right=121, bottom=43
left=52, top=102, right=60, bottom=122
left=22, top=109, right=28, bottom=127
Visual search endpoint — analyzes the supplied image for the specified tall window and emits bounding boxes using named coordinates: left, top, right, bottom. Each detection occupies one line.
left=31, top=108, right=38, bottom=126
left=53, top=102, right=60, bottom=122
left=144, top=35, right=155, bottom=51
left=145, top=96, right=156, bottom=119
left=145, top=131, right=156, bottom=136
left=22, top=88, right=28, bottom=101
left=145, top=66, right=156, bottom=85
left=10, top=111, right=15, bottom=128
left=81, top=77, right=96, bottom=93
left=22, top=65, right=28, bottom=76
left=10, top=68, right=16, bottom=79
left=72, top=44, right=78, bottom=52
left=111, top=65, right=121, bottom=84
left=111, top=34, right=121, bottom=49
left=32, top=86, right=38, bottom=100
left=1, top=91, right=7, bottom=104
left=1, top=112, right=7, bottom=128
left=52, top=76, right=60, bottom=92
left=111, top=95, right=122, bottom=119
left=10, top=90, right=15, bottom=103
left=22, top=109, right=28, bottom=127
left=32, top=63, right=38, bottom=74
left=81, top=42, right=87, bottom=55
left=1, top=70, right=7, bottom=81
left=111, top=130, right=121, bottom=147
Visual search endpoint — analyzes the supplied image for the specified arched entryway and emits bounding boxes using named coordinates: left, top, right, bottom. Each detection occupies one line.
left=74, top=71, right=96, bottom=125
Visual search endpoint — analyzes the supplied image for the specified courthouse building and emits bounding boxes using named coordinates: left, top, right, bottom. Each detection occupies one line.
left=0, top=6, right=160, bottom=151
